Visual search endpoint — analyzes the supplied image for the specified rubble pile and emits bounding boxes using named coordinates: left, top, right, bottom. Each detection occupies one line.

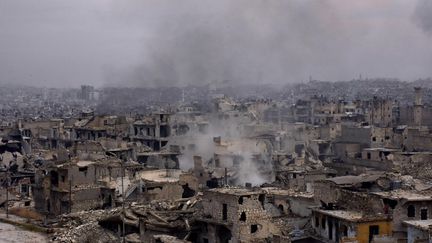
left=50, top=196, right=201, bottom=243
left=51, top=208, right=121, bottom=242
left=51, top=222, right=119, bottom=243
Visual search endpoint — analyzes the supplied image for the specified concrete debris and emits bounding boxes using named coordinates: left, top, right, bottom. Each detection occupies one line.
left=1, top=84, right=432, bottom=242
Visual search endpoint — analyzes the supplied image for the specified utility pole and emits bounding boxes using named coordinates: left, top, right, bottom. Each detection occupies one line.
left=121, top=161, right=125, bottom=243
left=69, top=175, right=72, bottom=213
left=6, top=171, right=9, bottom=218
left=224, top=167, right=228, bottom=186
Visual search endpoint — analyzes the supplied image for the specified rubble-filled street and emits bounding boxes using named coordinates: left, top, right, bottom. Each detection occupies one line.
left=0, top=221, right=47, bottom=243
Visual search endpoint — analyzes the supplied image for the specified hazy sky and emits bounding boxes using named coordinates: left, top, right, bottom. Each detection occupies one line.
left=0, top=0, right=431, bottom=87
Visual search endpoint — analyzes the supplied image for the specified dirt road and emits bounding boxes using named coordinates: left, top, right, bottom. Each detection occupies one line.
left=0, top=222, right=47, bottom=243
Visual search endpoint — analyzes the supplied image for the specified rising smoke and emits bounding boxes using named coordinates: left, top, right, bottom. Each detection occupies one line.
left=1, top=1, right=432, bottom=87
left=173, top=113, right=273, bottom=186
left=104, top=0, right=352, bottom=87
left=413, top=0, right=432, bottom=35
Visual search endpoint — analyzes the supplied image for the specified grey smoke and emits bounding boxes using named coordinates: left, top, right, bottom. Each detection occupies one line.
left=105, top=0, right=432, bottom=87
left=1, top=0, right=432, bottom=87
left=413, top=0, right=432, bottom=35
left=106, top=1, right=347, bottom=87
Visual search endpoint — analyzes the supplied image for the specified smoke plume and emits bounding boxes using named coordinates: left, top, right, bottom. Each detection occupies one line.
left=413, top=0, right=432, bottom=35
left=105, top=0, right=349, bottom=87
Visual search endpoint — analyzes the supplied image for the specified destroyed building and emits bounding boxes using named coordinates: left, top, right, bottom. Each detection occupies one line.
left=1, top=82, right=432, bottom=243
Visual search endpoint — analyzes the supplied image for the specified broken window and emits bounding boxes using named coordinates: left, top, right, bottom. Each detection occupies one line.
left=315, top=216, right=319, bottom=227
left=278, top=205, right=284, bottom=214
left=50, top=171, right=59, bottom=187
left=250, top=224, right=258, bottom=234
left=321, top=217, right=326, bottom=229
left=407, top=205, right=415, bottom=217
left=222, top=204, right=227, bottom=220
left=21, top=184, right=29, bottom=196
left=369, top=225, right=379, bottom=242
left=79, top=167, right=88, bottom=176
left=421, top=208, right=428, bottom=220
left=160, top=126, right=170, bottom=137
left=181, top=183, right=196, bottom=198
left=383, top=199, right=397, bottom=209
left=240, top=212, right=246, bottom=221
left=238, top=196, right=243, bottom=205
left=258, top=194, right=265, bottom=209
left=340, top=225, right=348, bottom=237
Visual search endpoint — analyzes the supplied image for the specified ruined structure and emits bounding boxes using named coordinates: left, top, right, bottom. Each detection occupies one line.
left=0, top=83, right=431, bottom=243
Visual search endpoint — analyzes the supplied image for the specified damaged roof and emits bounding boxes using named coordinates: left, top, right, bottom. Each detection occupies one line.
left=371, top=189, right=432, bottom=202
left=138, top=169, right=182, bottom=182
left=403, top=219, right=432, bottom=230
left=207, top=187, right=264, bottom=196
left=325, top=173, right=384, bottom=186
left=312, top=208, right=388, bottom=223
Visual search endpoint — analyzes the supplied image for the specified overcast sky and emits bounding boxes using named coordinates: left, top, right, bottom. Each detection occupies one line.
left=0, top=0, right=432, bottom=88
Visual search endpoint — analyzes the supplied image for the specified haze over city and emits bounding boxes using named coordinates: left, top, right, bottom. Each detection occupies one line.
left=1, top=0, right=432, bottom=88
left=3, top=1, right=432, bottom=243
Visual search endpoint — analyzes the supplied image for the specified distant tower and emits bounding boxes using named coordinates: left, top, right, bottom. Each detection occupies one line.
left=414, top=87, right=423, bottom=126
left=182, top=88, right=185, bottom=103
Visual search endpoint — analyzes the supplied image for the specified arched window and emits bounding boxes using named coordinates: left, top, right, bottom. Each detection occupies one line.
left=408, top=205, right=415, bottom=217
left=240, top=212, right=246, bottom=222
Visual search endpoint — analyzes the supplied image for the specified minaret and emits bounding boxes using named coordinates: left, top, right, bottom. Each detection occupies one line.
left=182, top=88, right=185, bottom=103
left=414, top=87, right=423, bottom=126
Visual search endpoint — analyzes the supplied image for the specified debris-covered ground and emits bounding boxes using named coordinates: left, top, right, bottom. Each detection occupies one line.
left=50, top=196, right=201, bottom=243
left=0, top=222, right=47, bottom=243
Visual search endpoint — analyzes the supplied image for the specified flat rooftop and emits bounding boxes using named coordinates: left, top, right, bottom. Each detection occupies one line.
left=371, top=189, right=432, bottom=202
left=261, top=187, right=314, bottom=198
left=312, top=208, right=388, bottom=222
left=363, top=148, right=400, bottom=152
left=325, top=173, right=383, bottom=185
left=403, top=219, right=432, bottom=230
left=138, top=169, right=181, bottom=183
left=207, top=187, right=263, bottom=196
